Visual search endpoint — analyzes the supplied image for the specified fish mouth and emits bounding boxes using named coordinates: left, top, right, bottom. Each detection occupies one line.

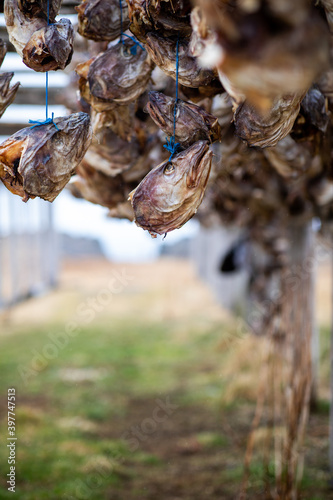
left=186, top=141, right=211, bottom=189
left=146, top=91, right=172, bottom=128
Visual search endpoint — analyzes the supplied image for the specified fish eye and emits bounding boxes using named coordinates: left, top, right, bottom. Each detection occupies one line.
left=164, top=163, right=175, bottom=175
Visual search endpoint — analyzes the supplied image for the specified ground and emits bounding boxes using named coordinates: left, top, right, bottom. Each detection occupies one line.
left=0, top=257, right=331, bottom=499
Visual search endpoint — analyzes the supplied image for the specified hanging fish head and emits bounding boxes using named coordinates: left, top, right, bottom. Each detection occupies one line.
left=145, top=91, right=175, bottom=131
left=129, top=140, right=212, bottom=235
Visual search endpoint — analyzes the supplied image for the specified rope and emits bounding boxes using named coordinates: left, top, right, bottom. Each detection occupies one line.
left=163, top=36, right=180, bottom=161
left=29, top=0, right=58, bottom=130
left=118, top=0, right=144, bottom=55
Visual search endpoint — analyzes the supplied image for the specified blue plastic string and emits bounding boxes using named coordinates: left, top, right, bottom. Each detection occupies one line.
left=29, top=0, right=58, bottom=129
left=163, top=36, right=180, bottom=161
left=118, top=0, right=144, bottom=55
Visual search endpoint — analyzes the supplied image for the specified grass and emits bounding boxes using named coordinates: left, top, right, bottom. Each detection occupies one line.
left=0, top=298, right=331, bottom=498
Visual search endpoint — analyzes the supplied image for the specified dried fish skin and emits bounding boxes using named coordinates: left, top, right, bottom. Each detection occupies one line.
left=0, top=112, right=92, bottom=202
left=147, top=0, right=192, bottom=36
left=263, top=135, right=312, bottom=178
left=126, top=0, right=153, bottom=43
left=107, top=201, right=135, bottom=221
left=129, top=140, right=212, bottom=235
left=0, top=40, right=7, bottom=68
left=321, top=0, right=333, bottom=32
left=301, top=87, right=329, bottom=133
left=5, top=0, right=46, bottom=57
left=145, top=33, right=217, bottom=88
left=146, top=91, right=222, bottom=147
left=84, top=129, right=139, bottom=177
left=22, top=19, right=74, bottom=72
left=4, top=0, right=71, bottom=70
left=88, top=40, right=154, bottom=105
left=76, top=0, right=130, bottom=42
left=189, top=6, right=220, bottom=62
left=217, top=13, right=329, bottom=109
left=179, top=80, right=224, bottom=101
left=234, top=93, right=304, bottom=148
left=91, top=105, right=135, bottom=141
left=17, top=0, right=61, bottom=21
left=71, top=161, right=136, bottom=209
left=0, top=72, right=20, bottom=117
left=127, top=0, right=191, bottom=40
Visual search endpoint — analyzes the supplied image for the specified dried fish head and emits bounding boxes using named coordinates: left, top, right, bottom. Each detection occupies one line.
left=145, top=33, right=218, bottom=88
left=234, top=93, right=305, bottom=148
left=127, top=0, right=153, bottom=42
left=76, top=0, right=129, bottom=41
left=22, top=18, right=74, bottom=71
left=129, top=140, right=212, bottom=235
left=0, top=112, right=92, bottom=202
left=189, top=6, right=220, bottom=63
left=5, top=0, right=46, bottom=57
left=0, top=39, right=7, bottom=67
left=147, top=0, right=192, bottom=35
left=217, top=12, right=330, bottom=109
left=17, top=0, right=61, bottom=21
left=71, top=161, right=136, bottom=209
left=84, top=129, right=139, bottom=176
left=146, top=91, right=222, bottom=147
left=301, top=87, right=328, bottom=133
left=0, top=72, right=20, bottom=117
left=88, top=39, right=154, bottom=105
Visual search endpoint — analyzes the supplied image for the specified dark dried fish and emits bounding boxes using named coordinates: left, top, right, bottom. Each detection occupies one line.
left=22, top=19, right=74, bottom=72
left=145, top=33, right=217, bottom=88
left=0, top=112, right=92, bottom=202
left=70, top=160, right=135, bottom=209
left=84, top=129, right=139, bottom=176
left=76, top=0, right=129, bottom=42
left=0, top=73, right=20, bottom=117
left=234, top=93, right=305, bottom=148
left=107, top=201, right=134, bottom=221
left=88, top=39, right=154, bottom=106
left=5, top=0, right=45, bottom=57
left=321, top=0, right=333, bottom=32
left=301, top=87, right=328, bottom=133
left=5, top=0, right=74, bottom=71
left=91, top=105, right=135, bottom=141
left=146, top=91, right=221, bottom=147
left=217, top=13, right=329, bottom=109
left=263, top=136, right=311, bottom=178
left=0, top=39, right=7, bottom=68
left=17, top=0, right=61, bottom=21
left=147, top=0, right=192, bottom=36
left=127, top=0, right=191, bottom=41
left=129, top=140, right=212, bottom=236
left=127, top=0, right=153, bottom=43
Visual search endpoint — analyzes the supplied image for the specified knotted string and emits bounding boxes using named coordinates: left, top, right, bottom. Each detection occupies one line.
left=163, top=36, right=180, bottom=161
left=29, top=0, right=58, bottom=130
left=119, top=0, right=144, bottom=55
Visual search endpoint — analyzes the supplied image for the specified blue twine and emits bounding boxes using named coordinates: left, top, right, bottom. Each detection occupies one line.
left=119, top=0, right=144, bottom=54
left=163, top=137, right=180, bottom=161
left=28, top=0, right=58, bottom=130
left=29, top=112, right=59, bottom=130
left=163, top=36, right=180, bottom=161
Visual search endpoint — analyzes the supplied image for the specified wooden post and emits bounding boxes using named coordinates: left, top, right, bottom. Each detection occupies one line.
left=329, top=232, right=333, bottom=480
